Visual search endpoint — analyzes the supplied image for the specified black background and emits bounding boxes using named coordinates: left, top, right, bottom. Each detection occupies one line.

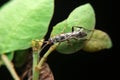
left=0, top=0, right=113, bottom=80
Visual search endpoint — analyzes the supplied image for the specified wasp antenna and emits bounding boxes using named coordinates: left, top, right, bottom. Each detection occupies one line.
left=72, top=26, right=74, bottom=32
left=39, top=43, right=49, bottom=55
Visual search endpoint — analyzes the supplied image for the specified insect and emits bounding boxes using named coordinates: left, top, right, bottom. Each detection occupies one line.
left=39, top=26, right=92, bottom=55
left=40, top=26, right=93, bottom=55
left=47, top=26, right=90, bottom=44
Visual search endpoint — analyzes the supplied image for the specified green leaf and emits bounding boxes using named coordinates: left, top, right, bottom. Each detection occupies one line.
left=51, top=3, right=95, bottom=54
left=0, top=0, right=54, bottom=53
left=82, top=29, right=112, bottom=52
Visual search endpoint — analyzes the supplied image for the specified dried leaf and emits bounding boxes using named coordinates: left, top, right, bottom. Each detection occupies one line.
left=82, top=29, right=112, bottom=52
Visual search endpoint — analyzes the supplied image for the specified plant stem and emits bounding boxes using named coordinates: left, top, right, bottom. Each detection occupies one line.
left=32, top=40, right=43, bottom=80
left=32, top=51, right=39, bottom=80
left=1, top=54, right=20, bottom=80
left=37, top=43, right=58, bottom=71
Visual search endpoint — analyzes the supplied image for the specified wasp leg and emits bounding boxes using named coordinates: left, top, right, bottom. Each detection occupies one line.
left=72, top=26, right=83, bottom=32
left=58, top=39, right=72, bottom=46
left=65, top=39, right=73, bottom=46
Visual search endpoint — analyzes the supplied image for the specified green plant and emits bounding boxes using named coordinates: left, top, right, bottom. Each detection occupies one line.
left=0, top=0, right=112, bottom=80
